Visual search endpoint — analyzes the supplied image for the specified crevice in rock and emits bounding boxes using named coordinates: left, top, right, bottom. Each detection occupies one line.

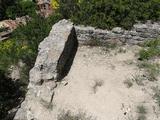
left=56, top=27, right=78, bottom=81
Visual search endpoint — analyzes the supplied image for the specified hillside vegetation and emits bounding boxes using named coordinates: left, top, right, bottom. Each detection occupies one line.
left=58, top=0, right=160, bottom=29
left=0, top=0, right=36, bottom=20
left=0, top=13, right=62, bottom=119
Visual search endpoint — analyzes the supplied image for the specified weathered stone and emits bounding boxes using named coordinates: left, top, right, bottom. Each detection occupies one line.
left=9, top=66, right=20, bottom=80
left=29, top=19, right=78, bottom=85
left=14, top=19, right=78, bottom=120
left=75, top=22, right=160, bottom=45
left=112, top=27, right=124, bottom=34
left=36, top=84, right=54, bottom=102
left=130, top=31, right=138, bottom=36
left=133, top=24, right=148, bottom=32
left=14, top=100, right=27, bottom=120
left=139, top=32, right=152, bottom=38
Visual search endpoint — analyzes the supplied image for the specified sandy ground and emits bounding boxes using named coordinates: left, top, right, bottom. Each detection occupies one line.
left=52, top=45, right=160, bottom=120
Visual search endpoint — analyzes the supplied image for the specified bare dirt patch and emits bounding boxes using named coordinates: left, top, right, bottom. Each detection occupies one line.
left=53, top=45, right=160, bottom=120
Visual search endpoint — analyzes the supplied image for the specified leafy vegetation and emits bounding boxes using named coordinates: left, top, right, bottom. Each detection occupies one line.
left=0, top=0, right=63, bottom=118
left=1, top=0, right=160, bottom=29
left=6, top=0, right=37, bottom=19
left=139, top=39, right=160, bottom=60
left=0, top=0, right=36, bottom=20
left=58, top=0, right=160, bottom=29
left=0, top=0, right=16, bottom=20
left=137, top=39, right=160, bottom=81
left=0, top=13, right=62, bottom=119
left=0, top=13, right=63, bottom=69
left=0, top=27, right=8, bottom=32
left=51, top=0, right=59, bottom=9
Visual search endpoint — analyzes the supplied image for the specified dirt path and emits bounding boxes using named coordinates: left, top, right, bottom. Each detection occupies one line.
left=53, top=45, right=160, bottom=120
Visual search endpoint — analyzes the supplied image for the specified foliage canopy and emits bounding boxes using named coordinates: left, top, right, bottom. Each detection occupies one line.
left=58, top=0, right=160, bottom=29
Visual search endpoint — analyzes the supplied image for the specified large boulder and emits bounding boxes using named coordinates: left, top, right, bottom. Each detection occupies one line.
left=14, top=19, right=78, bottom=120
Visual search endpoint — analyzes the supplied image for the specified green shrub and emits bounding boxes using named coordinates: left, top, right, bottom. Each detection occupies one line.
left=0, top=13, right=62, bottom=119
left=139, top=39, right=160, bottom=60
left=11, top=14, right=62, bottom=67
left=0, top=0, right=36, bottom=20
left=0, top=13, right=63, bottom=85
left=12, top=16, right=49, bottom=66
left=0, top=27, right=8, bottom=32
left=0, top=0, right=16, bottom=20
left=47, top=12, right=63, bottom=25
left=0, top=39, right=19, bottom=71
left=143, top=39, right=160, bottom=48
left=58, top=0, right=160, bottom=29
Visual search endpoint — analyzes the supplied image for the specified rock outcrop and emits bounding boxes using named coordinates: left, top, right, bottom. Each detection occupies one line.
left=14, top=19, right=78, bottom=120
left=14, top=19, right=160, bottom=120
left=75, top=21, right=160, bottom=45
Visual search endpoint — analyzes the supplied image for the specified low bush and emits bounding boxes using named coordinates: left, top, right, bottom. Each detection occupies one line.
left=0, top=13, right=62, bottom=119
left=0, top=27, right=8, bottom=32
left=139, top=39, right=160, bottom=60
left=0, top=0, right=36, bottom=20
left=58, top=0, right=160, bottom=29
left=14, top=15, right=61, bottom=65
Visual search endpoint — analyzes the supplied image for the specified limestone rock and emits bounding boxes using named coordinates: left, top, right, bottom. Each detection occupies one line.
left=112, top=27, right=124, bottom=34
left=14, top=19, right=78, bottom=120
left=75, top=22, right=160, bottom=45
